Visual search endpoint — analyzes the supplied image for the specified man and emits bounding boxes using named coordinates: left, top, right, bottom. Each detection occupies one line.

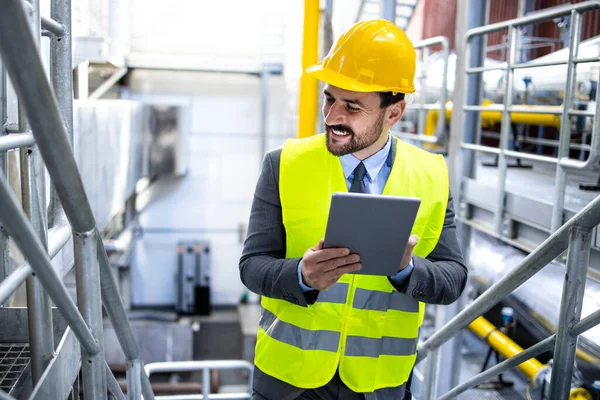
left=239, top=20, right=467, bottom=400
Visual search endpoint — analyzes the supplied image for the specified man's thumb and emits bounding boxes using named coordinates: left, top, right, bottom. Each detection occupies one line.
left=312, top=239, right=325, bottom=251
left=408, top=234, right=419, bottom=249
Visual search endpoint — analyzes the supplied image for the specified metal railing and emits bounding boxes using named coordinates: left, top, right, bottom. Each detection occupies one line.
left=144, top=360, right=254, bottom=400
left=419, top=2, right=600, bottom=399
left=395, top=36, right=450, bottom=146
left=418, top=192, right=600, bottom=399
left=0, top=0, right=155, bottom=399
left=458, top=1, right=600, bottom=234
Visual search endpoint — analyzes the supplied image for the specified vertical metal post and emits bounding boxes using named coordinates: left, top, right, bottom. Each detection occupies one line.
left=49, top=0, right=73, bottom=228
left=75, top=230, right=107, bottom=399
left=549, top=226, right=592, bottom=398
left=551, top=10, right=581, bottom=233
left=0, top=44, right=9, bottom=302
left=381, top=0, right=396, bottom=22
left=202, top=367, right=210, bottom=399
left=21, top=0, right=54, bottom=384
left=126, top=359, right=141, bottom=400
left=421, top=346, right=441, bottom=400
left=418, top=47, right=429, bottom=139
left=259, top=65, right=270, bottom=166
left=442, top=0, right=488, bottom=396
left=493, top=24, right=517, bottom=235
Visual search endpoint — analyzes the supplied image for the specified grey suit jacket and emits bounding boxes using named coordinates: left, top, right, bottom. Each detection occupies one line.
left=239, top=139, right=467, bottom=399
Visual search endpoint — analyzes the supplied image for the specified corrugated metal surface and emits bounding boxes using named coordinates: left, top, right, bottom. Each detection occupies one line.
left=407, top=0, right=600, bottom=57
left=421, top=0, right=457, bottom=49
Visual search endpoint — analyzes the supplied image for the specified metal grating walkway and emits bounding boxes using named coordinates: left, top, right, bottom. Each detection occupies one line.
left=0, top=344, right=30, bottom=392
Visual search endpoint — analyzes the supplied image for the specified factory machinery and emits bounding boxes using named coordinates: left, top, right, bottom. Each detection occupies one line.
left=0, top=0, right=600, bottom=399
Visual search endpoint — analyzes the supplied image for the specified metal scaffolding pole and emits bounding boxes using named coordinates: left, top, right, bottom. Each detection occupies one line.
left=20, top=0, right=55, bottom=384
left=49, top=0, right=73, bottom=228
left=381, top=0, right=396, bottom=22
left=550, top=227, right=592, bottom=398
left=75, top=230, right=107, bottom=398
left=0, top=37, right=8, bottom=307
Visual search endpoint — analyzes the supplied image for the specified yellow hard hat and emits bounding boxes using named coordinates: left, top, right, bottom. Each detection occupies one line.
left=307, top=19, right=416, bottom=94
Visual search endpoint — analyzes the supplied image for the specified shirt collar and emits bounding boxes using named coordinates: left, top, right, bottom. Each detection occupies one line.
left=340, top=135, right=391, bottom=183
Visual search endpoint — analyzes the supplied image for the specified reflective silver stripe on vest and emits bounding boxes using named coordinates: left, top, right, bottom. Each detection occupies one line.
left=344, top=335, right=418, bottom=357
left=352, top=288, right=419, bottom=312
left=317, top=282, right=349, bottom=304
left=260, top=309, right=340, bottom=352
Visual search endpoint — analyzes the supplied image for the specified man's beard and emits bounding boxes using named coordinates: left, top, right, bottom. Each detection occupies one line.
left=325, top=113, right=385, bottom=157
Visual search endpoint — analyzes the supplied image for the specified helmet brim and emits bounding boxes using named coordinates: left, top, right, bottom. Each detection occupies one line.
left=306, top=63, right=416, bottom=94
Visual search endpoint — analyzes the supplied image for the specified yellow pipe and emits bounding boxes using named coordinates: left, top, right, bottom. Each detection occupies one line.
left=424, top=100, right=562, bottom=139
left=468, top=316, right=545, bottom=383
left=296, top=0, right=320, bottom=138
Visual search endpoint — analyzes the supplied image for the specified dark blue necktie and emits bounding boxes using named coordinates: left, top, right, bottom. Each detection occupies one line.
left=350, top=162, right=367, bottom=193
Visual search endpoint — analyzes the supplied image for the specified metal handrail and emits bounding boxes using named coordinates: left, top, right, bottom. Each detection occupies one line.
left=395, top=36, right=450, bottom=145
left=418, top=193, right=600, bottom=398
left=0, top=0, right=155, bottom=398
left=460, top=1, right=600, bottom=235
left=145, top=360, right=254, bottom=400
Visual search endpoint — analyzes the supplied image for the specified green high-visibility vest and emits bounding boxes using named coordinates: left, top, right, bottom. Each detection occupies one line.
left=255, top=134, right=448, bottom=392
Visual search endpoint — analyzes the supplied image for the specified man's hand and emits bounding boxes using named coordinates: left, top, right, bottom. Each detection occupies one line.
left=301, top=239, right=362, bottom=291
left=400, top=234, right=418, bottom=271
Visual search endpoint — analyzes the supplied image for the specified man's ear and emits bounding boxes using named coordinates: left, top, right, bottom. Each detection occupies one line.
left=386, top=100, right=406, bottom=127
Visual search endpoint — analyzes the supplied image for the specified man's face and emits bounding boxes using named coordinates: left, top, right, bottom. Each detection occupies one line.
left=322, top=84, right=386, bottom=157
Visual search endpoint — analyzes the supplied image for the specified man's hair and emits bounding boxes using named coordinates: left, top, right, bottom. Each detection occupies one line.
left=379, top=92, right=406, bottom=108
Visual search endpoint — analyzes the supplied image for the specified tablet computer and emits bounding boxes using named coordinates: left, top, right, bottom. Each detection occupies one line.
left=323, top=192, right=421, bottom=276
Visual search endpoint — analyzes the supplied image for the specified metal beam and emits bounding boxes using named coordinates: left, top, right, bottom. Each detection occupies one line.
left=41, top=16, right=64, bottom=37
left=381, top=0, right=396, bottom=21
left=0, top=132, right=35, bottom=151
left=550, top=227, right=592, bottom=398
left=88, top=67, right=127, bottom=100
left=106, top=362, right=126, bottom=400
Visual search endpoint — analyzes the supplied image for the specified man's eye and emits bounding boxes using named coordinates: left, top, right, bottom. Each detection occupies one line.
left=325, top=97, right=334, bottom=103
left=346, top=105, right=360, bottom=112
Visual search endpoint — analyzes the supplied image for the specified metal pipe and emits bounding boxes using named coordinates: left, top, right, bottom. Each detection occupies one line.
left=420, top=347, right=440, bottom=400
left=20, top=0, right=54, bottom=384
left=296, top=0, right=319, bottom=138
left=141, top=369, right=155, bottom=400
left=493, top=24, right=517, bottom=235
left=438, top=335, right=556, bottom=400
left=75, top=229, right=107, bottom=399
left=417, top=192, right=600, bottom=360
left=0, top=133, right=35, bottom=151
left=88, top=67, right=127, bottom=100
left=126, top=359, right=141, bottom=400
left=95, top=233, right=155, bottom=400
left=0, top=221, right=71, bottom=304
left=571, top=308, right=600, bottom=336
left=381, top=0, right=396, bottom=21
left=259, top=65, right=269, bottom=166
left=551, top=10, right=581, bottom=233
left=0, top=60, right=8, bottom=307
left=0, top=173, right=99, bottom=355
left=468, top=316, right=545, bottom=382
left=41, top=16, right=64, bottom=37
left=106, top=362, right=126, bottom=400
left=49, top=0, right=72, bottom=228
left=550, top=227, right=592, bottom=398
left=0, top=0, right=96, bottom=233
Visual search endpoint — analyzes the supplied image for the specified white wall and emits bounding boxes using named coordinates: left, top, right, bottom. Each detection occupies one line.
left=127, top=70, right=293, bottom=306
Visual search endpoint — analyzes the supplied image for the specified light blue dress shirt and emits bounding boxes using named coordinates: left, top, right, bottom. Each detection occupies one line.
left=298, top=135, right=414, bottom=292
